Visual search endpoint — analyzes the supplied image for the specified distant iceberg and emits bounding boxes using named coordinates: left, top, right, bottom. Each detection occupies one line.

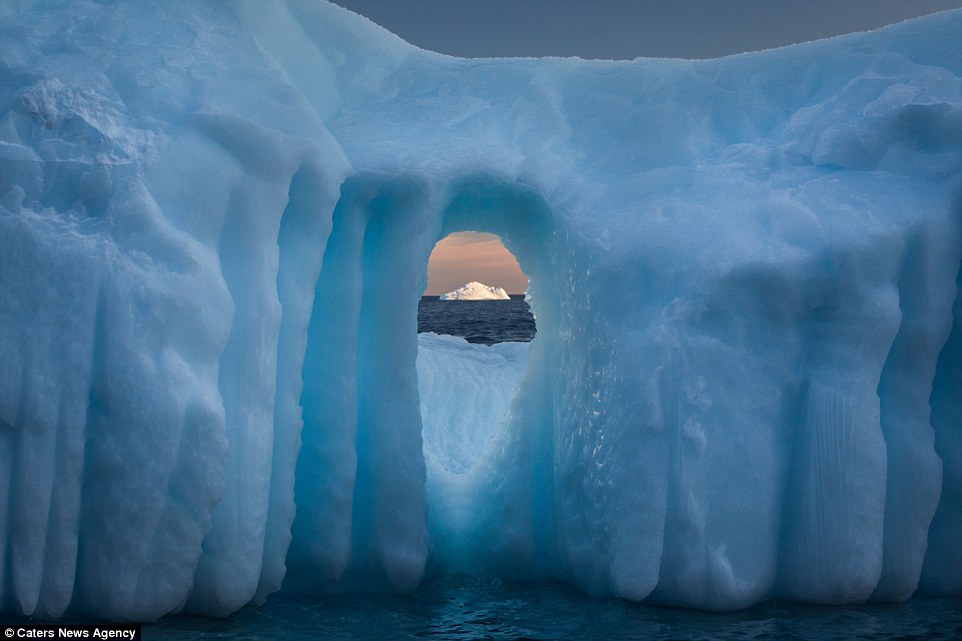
left=439, top=281, right=511, bottom=300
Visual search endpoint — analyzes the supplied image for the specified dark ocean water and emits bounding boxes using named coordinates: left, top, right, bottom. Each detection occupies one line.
left=145, top=576, right=962, bottom=640
left=417, top=295, right=536, bottom=344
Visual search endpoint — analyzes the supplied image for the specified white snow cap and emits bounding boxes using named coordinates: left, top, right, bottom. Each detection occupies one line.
left=439, top=281, right=511, bottom=300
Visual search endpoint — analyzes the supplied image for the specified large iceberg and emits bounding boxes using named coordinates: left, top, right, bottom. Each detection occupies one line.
left=0, top=0, right=960, bottom=621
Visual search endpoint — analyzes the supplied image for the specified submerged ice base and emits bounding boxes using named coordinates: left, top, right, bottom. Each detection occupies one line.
left=1, top=0, right=961, bottom=621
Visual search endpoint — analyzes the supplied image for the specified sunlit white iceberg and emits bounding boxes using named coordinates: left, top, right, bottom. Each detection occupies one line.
left=439, top=281, right=511, bottom=300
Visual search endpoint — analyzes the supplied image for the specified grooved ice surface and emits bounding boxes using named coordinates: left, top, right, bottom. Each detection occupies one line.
left=0, top=0, right=960, bottom=621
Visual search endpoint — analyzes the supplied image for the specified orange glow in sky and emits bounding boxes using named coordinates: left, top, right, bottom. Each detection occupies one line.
left=424, top=232, right=529, bottom=296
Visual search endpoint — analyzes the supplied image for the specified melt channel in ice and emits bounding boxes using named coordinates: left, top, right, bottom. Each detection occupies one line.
left=0, top=0, right=961, bottom=622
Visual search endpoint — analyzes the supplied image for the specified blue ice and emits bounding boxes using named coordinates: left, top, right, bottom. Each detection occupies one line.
left=0, top=0, right=960, bottom=621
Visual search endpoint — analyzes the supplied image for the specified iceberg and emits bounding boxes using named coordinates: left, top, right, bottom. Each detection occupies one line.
left=0, top=0, right=960, bottom=621
left=439, top=281, right=511, bottom=300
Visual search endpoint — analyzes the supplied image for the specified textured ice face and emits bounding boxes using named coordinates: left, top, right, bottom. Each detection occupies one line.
left=0, top=0, right=960, bottom=621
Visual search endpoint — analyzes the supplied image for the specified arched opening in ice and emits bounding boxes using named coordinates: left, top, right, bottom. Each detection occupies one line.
left=418, top=231, right=534, bottom=342
left=417, top=232, right=534, bottom=475
left=419, top=177, right=558, bottom=574
left=285, top=172, right=563, bottom=587
left=417, top=233, right=535, bottom=574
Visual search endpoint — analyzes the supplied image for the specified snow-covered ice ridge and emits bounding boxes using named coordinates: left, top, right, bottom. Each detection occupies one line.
left=0, top=0, right=960, bottom=621
left=439, top=281, right=511, bottom=300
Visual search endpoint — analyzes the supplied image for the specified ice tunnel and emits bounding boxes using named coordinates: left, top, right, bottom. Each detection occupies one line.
left=286, top=172, right=560, bottom=592
left=0, top=0, right=961, bottom=622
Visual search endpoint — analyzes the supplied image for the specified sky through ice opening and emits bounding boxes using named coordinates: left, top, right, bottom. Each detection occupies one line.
left=423, top=231, right=529, bottom=298
left=418, top=232, right=535, bottom=344
left=417, top=232, right=535, bottom=476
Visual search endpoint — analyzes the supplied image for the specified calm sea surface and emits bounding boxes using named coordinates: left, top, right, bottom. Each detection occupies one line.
left=145, top=576, right=962, bottom=640
left=417, top=295, right=536, bottom=344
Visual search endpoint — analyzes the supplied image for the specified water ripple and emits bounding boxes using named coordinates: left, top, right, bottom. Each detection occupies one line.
left=146, top=576, right=962, bottom=641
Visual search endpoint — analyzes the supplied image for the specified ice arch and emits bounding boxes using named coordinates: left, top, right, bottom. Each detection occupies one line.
left=285, top=173, right=561, bottom=589
left=419, top=179, right=555, bottom=575
left=417, top=229, right=533, bottom=479
left=0, top=0, right=961, bottom=622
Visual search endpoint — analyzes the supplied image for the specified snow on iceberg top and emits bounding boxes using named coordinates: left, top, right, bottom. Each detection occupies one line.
left=439, top=282, right=511, bottom=300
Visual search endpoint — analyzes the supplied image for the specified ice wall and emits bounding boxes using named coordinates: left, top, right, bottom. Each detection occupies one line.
left=0, top=0, right=960, bottom=621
